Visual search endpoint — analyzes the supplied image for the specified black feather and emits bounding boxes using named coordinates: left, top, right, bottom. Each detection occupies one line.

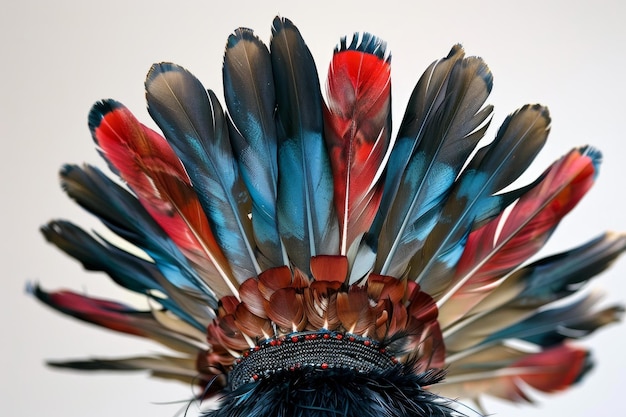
left=206, top=363, right=464, bottom=417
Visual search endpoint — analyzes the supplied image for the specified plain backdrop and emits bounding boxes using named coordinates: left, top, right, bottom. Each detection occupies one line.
left=2, top=1, right=626, bottom=416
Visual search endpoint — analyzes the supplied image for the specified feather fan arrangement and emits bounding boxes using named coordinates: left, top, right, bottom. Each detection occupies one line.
left=32, top=16, right=625, bottom=417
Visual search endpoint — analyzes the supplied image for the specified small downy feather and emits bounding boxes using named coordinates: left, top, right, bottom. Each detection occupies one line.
left=324, top=33, right=391, bottom=255
left=145, top=63, right=260, bottom=286
left=271, top=16, right=339, bottom=273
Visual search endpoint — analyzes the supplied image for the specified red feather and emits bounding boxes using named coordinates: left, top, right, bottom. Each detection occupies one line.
left=440, top=344, right=589, bottom=403
left=90, top=101, right=238, bottom=299
left=512, top=345, right=589, bottom=395
left=32, top=285, right=200, bottom=353
left=439, top=147, right=598, bottom=326
left=324, top=41, right=391, bottom=254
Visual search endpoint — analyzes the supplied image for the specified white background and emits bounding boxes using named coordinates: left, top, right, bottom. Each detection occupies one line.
left=2, top=0, right=626, bottom=416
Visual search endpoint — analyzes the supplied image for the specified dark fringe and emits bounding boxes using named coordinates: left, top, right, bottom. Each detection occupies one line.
left=205, top=363, right=464, bottom=417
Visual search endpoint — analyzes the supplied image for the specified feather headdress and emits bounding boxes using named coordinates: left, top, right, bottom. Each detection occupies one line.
left=33, top=17, right=625, bottom=417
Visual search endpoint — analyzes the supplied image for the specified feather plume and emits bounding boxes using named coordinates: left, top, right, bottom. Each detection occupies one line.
left=412, top=104, right=550, bottom=298
left=438, top=146, right=602, bottom=325
left=48, top=354, right=215, bottom=388
left=373, top=46, right=494, bottom=278
left=31, top=16, right=626, bottom=416
left=223, top=28, right=286, bottom=269
left=271, top=17, right=339, bottom=273
left=443, top=287, right=619, bottom=353
left=440, top=344, right=591, bottom=403
left=441, top=233, right=626, bottom=333
left=31, top=285, right=204, bottom=354
left=41, top=220, right=212, bottom=329
left=324, top=33, right=391, bottom=255
left=89, top=100, right=238, bottom=300
left=145, top=63, right=259, bottom=287
left=59, top=164, right=216, bottom=300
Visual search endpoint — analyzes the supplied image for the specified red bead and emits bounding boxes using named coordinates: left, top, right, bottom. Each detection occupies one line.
left=335, top=333, right=343, bottom=340
left=323, top=333, right=330, bottom=339
left=291, top=336, right=299, bottom=342
left=321, top=363, right=329, bottom=369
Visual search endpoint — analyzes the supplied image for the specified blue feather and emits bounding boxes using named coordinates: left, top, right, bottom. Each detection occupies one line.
left=60, top=165, right=216, bottom=302
left=372, top=48, right=493, bottom=278
left=270, top=17, right=339, bottom=273
left=482, top=293, right=622, bottom=347
left=41, top=220, right=210, bottom=330
left=223, top=28, right=286, bottom=269
left=516, top=232, right=626, bottom=305
left=411, top=104, right=550, bottom=298
left=145, top=63, right=260, bottom=283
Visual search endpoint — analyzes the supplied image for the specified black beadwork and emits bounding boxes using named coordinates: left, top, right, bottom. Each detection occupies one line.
left=229, top=331, right=397, bottom=390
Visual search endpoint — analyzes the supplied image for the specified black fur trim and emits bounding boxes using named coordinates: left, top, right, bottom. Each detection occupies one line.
left=205, top=363, right=463, bottom=417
